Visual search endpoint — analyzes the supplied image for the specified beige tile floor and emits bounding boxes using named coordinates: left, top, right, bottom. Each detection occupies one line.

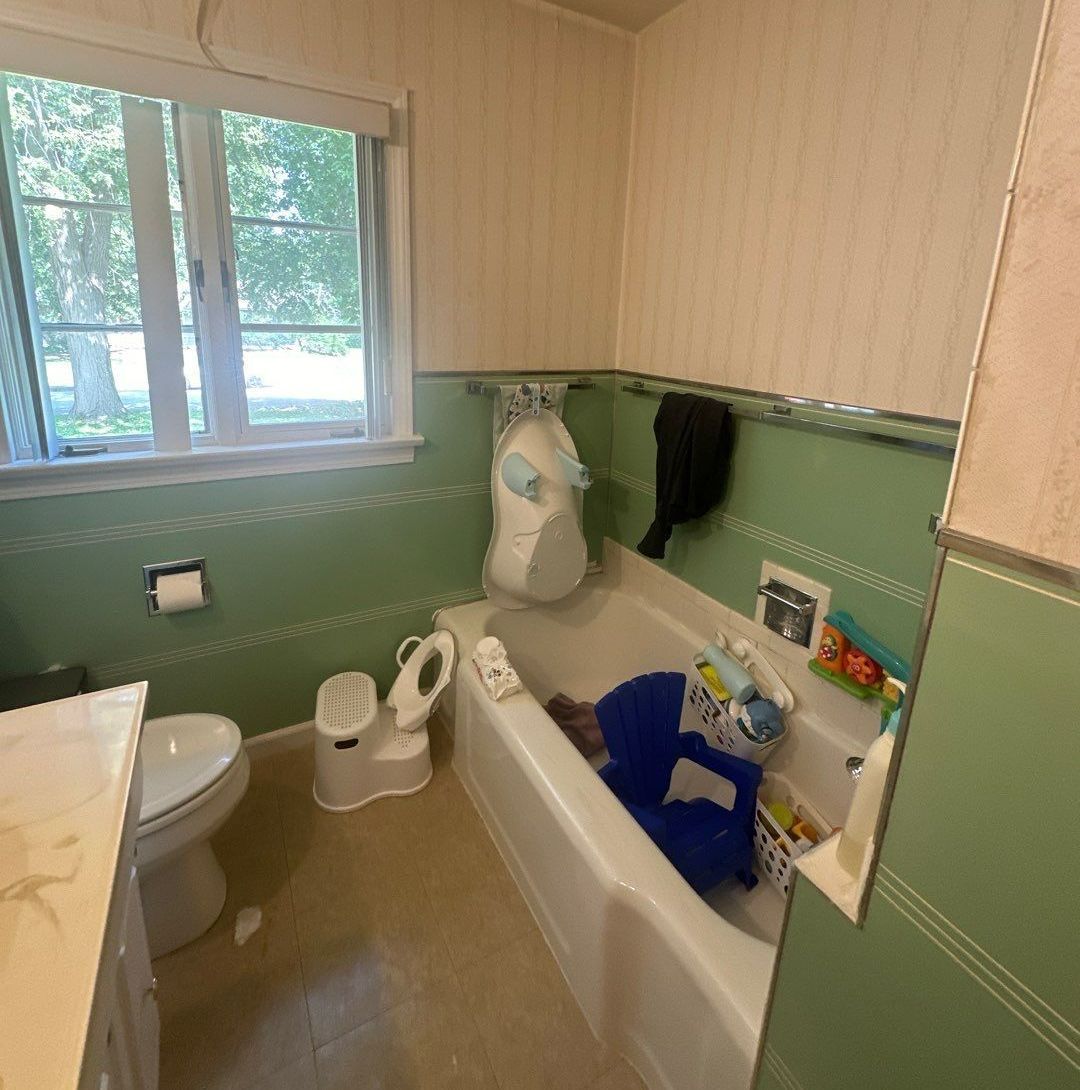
left=153, top=722, right=647, bottom=1090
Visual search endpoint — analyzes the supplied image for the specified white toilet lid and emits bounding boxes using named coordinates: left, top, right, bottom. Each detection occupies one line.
left=139, top=713, right=242, bottom=824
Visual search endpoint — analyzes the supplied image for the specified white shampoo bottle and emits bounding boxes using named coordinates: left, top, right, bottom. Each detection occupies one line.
left=836, top=682, right=906, bottom=879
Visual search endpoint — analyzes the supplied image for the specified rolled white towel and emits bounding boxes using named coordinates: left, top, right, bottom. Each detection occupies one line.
left=472, top=636, right=524, bottom=700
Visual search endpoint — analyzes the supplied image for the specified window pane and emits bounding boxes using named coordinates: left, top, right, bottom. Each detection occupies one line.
left=6, top=75, right=130, bottom=204
left=45, top=331, right=152, bottom=439
left=231, top=223, right=360, bottom=326
left=7, top=75, right=153, bottom=439
left=221, top=110, right=366, bottom=429
left=221, top=112, right=356, bottom=227
left=183, top=330, right=208, bottom=435
left=165, top=113, right=208, bottom=435
left=23, top=206, right=140, bottom=326
left=240, top=332, right=365, bottom=428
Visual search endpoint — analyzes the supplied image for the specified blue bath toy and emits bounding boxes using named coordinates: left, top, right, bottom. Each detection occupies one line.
left=500, top=452, right=541, bottom=499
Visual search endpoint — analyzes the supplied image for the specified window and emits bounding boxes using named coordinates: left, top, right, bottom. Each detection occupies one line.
left=0, top=68, right=415, bottom=494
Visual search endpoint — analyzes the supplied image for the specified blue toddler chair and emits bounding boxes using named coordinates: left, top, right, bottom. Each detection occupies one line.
left=595, top=672, right=761, bottom=894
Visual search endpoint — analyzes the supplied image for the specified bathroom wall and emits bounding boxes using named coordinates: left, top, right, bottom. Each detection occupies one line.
left=0, top=0, right=630, bottom=734
left=618, top=0, right=1043, bottom=418
left=0, top=375, right=613, bottom=735
left=756, top=556, right=1079, bottom=1090
left=0, top=0, right=635, bottom=373
left=756, top=9, right=1079, bottom=1087
left=947, top=0, right=1080, bottom=569
left=607, top=378, right=955, bottom=667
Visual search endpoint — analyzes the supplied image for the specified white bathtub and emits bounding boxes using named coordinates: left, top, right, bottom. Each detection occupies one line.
left=437, top=583, right=783, bottom=1090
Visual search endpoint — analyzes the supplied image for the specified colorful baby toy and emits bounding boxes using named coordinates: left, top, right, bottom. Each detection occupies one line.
left=809, top=610, right=909, bottom=711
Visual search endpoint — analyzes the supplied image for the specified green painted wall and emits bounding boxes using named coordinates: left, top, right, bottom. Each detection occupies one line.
left=756, top=555, right=1080, bottom=1089
left=1, top=370, right=956, bottom=741
left=608, top=379, right=955, bottom=662
left=0, top=373, right=613, bottom=736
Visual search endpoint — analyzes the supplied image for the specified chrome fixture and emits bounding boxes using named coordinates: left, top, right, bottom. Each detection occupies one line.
left=142, top=557, right=210, bottom=617
left=618, top=377, right=957, bottom=456
left=757, top=578, right=817, bottom=647
left=466, top=377, right=595, bottom=395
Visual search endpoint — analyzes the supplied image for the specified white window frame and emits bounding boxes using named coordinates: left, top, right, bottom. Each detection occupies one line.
left=0, top=23, right=418, bottom=500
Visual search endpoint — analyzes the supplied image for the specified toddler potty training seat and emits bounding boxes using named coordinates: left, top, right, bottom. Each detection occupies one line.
left=313, top=630, right=456, bottom=812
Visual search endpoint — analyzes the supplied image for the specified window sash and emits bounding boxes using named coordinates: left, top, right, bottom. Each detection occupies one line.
left=0, top=76, right=399, bottom=464
left=121, top=94, right=190, bottom=453
left=199, top=106, right=378, bottom=444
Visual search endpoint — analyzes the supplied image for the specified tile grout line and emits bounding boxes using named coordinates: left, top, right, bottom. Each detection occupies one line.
left=411, top=740, right=512, bottom=1090
left=270, top=738, right=500, bottom=1082
left=233, top=745, right=626, bottom=1090
left=267, top=751, right=319, bottom=1083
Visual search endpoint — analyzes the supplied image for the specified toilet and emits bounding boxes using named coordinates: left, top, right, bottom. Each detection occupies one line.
left=135, top=713, right=250, bottom=959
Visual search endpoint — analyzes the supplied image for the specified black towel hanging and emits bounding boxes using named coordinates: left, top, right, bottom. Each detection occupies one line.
left=637, top=392, right=734, bottom=560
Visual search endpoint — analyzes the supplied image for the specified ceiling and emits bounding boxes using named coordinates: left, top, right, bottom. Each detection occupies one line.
left=544, top=0, right=685, bottom=33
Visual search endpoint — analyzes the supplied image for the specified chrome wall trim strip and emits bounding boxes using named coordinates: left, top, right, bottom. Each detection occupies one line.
left=414, top=368, right=615, bottom=381
left=936, top=527, right=1080, bottom=591
left=617, top=368, right=961, bottom=429
left=618, top=377, right=957, bottom=456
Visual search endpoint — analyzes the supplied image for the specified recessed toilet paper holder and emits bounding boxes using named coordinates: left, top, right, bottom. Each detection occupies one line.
left=143, top=558, right=210, bottom=617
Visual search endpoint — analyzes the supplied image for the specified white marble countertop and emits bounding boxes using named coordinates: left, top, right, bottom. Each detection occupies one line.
left=0, top=683, right=147, bottom=1090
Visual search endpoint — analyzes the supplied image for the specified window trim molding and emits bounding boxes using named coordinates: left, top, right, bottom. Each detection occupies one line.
left=0, top=2, right=395, bottom=139
left=0, top=432, right=425, bottom=499
left=0, top=10, right=419, bottom=492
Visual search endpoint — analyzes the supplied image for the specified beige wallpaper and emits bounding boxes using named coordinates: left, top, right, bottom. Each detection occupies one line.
left=948, top=0, right=1079, bottom=570
left=618, top=0, right=1044, bottom=419
left=11, top=0, right=635, bottom=374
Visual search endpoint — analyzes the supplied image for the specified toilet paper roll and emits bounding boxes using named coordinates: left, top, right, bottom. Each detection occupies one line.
left=154, top=569, right=205, bottom=614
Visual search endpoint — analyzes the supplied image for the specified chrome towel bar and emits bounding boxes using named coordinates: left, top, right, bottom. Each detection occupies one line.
left=619, top=380, right=955, bottom=456
left=466, top=378, right=595, bottom=396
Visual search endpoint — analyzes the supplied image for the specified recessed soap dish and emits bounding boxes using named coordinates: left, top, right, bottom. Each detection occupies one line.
left=757, top=578, right=817, bottom=646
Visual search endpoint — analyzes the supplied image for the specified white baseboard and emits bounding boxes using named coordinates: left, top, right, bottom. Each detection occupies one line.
left=243, top=719, right=315, bottom=757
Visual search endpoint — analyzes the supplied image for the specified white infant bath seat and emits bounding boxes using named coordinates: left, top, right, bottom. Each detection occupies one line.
left=484, top=408, right=590, bottom=610
left=313, top=630, right=455, bottom=812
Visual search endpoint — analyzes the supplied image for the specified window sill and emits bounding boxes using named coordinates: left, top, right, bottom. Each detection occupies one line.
left=0, top=434, right=425, bottom=500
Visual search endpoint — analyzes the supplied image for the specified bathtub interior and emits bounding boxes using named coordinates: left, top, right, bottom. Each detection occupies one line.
left=487, top=586, right=796, bottom=946
left=487, top=588, right=692, bottom=704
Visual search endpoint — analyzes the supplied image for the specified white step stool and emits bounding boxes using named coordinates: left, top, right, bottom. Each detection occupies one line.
left=313, top=631, right=456, bottom=813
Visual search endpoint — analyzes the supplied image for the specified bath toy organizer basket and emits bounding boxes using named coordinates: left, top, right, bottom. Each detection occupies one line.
left=686, top=653, right=785, bottom=764
left=753, top=772, right=831, bottom=900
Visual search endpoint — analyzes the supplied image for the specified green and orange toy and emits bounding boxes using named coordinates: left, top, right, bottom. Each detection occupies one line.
left=809, top=611, right=910, bottom=713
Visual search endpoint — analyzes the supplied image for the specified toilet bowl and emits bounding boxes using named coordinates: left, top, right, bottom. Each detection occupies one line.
left=135, top=713, right=250, bottom=959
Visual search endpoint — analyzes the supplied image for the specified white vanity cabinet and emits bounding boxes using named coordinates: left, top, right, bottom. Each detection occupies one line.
left=94, top=865, right=160, bottom=1090
left=0, top=683, right=159, bottom=1090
